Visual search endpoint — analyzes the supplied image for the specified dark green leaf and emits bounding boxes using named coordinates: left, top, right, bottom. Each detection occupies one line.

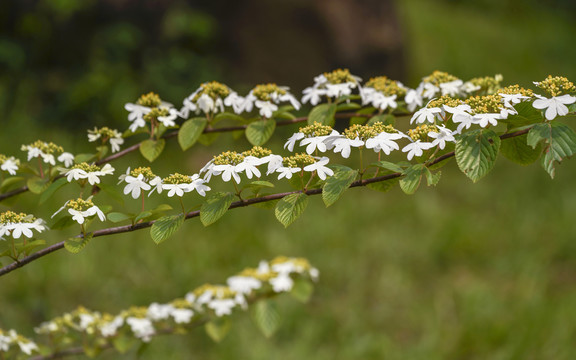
left=21, top=239, right=46, bottom=256
left=336, top=102, right=361, bottom=111
left=178, top=117, right=207, bottom=151
left=528, top=122, right=576, bottom=178
left=150, top=214, right=185, bottom=244
left=501, top=133, right=541, bottom=165
left=400, top=164, right=425, bottom=195
left=367, top=177, right=399, bottom=193
left=139, top=139, right=166, bottom=162
left=200, top=192, right=235, bottom=226
left=308, top=103, right=337, bottom=126
left=65, top=232, right=93, bottom=254
left=74, top=153, right=96, bottom=163
left=371, top=161, right=404, bottom=173
left=367, top=114, right=395, bottom=126
left=97, top=183, right=125, bottom=205
left=0, top=176, right=25, bottom=192
left=455, top=129, right=501, bottom=182
left=251, top=300, right=281, bottom=338
left=322, top=167, right=358, bottom=207
left=502, top=101, right=543, bottom=128
left=198, top=132, right=220, bottom=146
left=246, top=119, right=276, bottom=146
left=349, top=107, right=375, bottom=125
left=275, top=193, right=308, bottom=228
left=205, top=317, right=231, bottom=343
left=39, top=177, right=68, bottom=204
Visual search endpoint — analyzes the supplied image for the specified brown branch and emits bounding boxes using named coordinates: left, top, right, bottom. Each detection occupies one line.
left=0, top=127, right=532, bottom=278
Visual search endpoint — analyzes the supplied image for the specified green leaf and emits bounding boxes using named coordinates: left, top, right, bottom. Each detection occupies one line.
left=251, top=300, right=281, bottom=338
left=528, top=122, right=576, bottom=178
left=21, top=239, right=46, bottom=256
left=97, top=183, right=125, bottom=205
left=367, top=177, right=399, bottom=193
left=455, top=129, right=501, bottom=182
left=322, top=167, right=358, bottom=207
left=274, top=193, right=308, bottom=228
left=150, top=214, right=185, bottom=244
left=150, top=204, right=173, bottom=213
left=399, top=164, right=425, bottom=195
left=139, top=139, right=166, bottom=162
left=290, top=278, right=314, bottom=303
left=501, top=133, right=541, bottom=165
left=349, top=107, right=375, bottom=125
left=308, top=103, right=337, bottom=126
left=371, top=161, right=404, bottom=173
left=502, top=101, right=543, bottom=128
left=134, top=211, right=153, bottom=223
left=27, top=176, right=49, bottom=194
left=367, top=114, right=395, bottom=126
left=74, top=153, right=96, bottom=163
left=39, top=177, right=68, bottom=204
left=214, top=112, right=244, bottom=123
left=205, top=317, right=231, bottom=343
left=425, top=168, right=442, bottom=186
left=49, top=215, right=77, bottom=230
left=336, top=102, right=361, bottom=111
left=198, top=132, right=220, bottom=146
left=112, top=332, right=137, bottom=353
left=65, top=232, right=93, bottom=254
left=200, top=192, right=235, bottom=226
left=107, top=212, right=134, bottom=223
left=178, top=117, right=207, bottom=151
left=246, top=119, right=276, bottom=146
left=0, top=176, right=25, bottom=192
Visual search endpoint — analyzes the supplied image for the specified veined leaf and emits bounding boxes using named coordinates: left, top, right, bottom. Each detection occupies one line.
left=367, top=177, right=399, bottom=193
left=308, top=103, right=337, bottom=126
left=65, top=232, right=93, bottom=254
left=150, top=214, right=185, bottom=244
left=322, top=167, right=358, bottom=207
left=275, top=193, right=308, bottom=228
left=200, top=192, right=235, bottom=226
left=425, top=168, right=441, bottom=186
left=39, top=177, right=68, bottom=204
left=139, top=139, right=165, bottom=162
left=455, top=129, right=500, bottom=182
left=205, top=318, right=231, bottom=343
left=501, top=133, right=541, bottom=165
left=107, top=212, right=134, bottom=223
left=399, top=164, right=425, bottom=195
left=527, top=122, right=576, bottom=178
left=178, top=117, right=207, bottom=151
left=367, top=114, right=395, bottom=126
left=27, top=176, right=49, bottom=194
left=251, top=300, right=281, bottom=338
left=371, top=161, right=404, bottom=173
left=502, top=101, right=542, bottom=128
left=246, top=119, right=276, bottom=146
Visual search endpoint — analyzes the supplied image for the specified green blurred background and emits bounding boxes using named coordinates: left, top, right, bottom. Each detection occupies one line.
left=2, top=0, right=576, bottom=358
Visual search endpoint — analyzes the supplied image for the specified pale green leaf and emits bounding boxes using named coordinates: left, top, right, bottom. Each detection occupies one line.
left=252, top=300, right=281, bottom=338
left=290, top=278, right=314, bottom=303
left=322, top=167, right=358, bottom=207
left=308, top=103, right=337, bottom=126
left=274, top=193, right=308, bottom=228
left=107, top=212, right=134, bottom=223
left=246, top=119, right=276, bottom=146
left=371, top=161, right=404, bottom=173
left=178, top=117, right=207, bottom=151
left=27, top=176, right=49, bottom=194
left=65, top=232, right=93, bottom=254
left=366, top=177, right=399, bottom=193
left=0, top=176, right=25, bottom=192
left=150, top=214, right=185, bottom=244
left=425, top=168, right=441, bottom=186
left=528, top=122, right=576, bottom=178
left=39, top=177, right=68, bottom=204
left=139, top=139, right=166, bottom=162
left=455, top=129, right=500, bottom=182
left=399, top=164, right=425, bottom=195
left=200, top=192, right=235, bottom=226
left=205, top=318, right=231, bottom=343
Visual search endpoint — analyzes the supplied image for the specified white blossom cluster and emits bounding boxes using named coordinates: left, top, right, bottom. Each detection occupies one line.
left=63, top=163, right=115, bottom=185
left=26, top=257, right=318, bottom=352
left=118, top=168, right=210, bottom=199
left=0, top=155, right=20, bottom=176
left=0, top=329, right=38, bottom=356
left=125, top=100, right=179, bottom=132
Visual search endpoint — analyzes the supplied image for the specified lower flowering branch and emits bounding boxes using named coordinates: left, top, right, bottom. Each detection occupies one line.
left=0, top=128, right=531, bottom=278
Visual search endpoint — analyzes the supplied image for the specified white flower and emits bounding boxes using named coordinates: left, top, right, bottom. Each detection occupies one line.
left=255, top=100, right=278, bottom=118
left=261, top=154, right=284, bottom=175
left=374, top=94, right=398, bottom=111
left=462, top=81, right=481, bottom=93
left=149, top=176, right=163, bottom=196
left=300, top=136, right=328, bottom=154
left=410, top=106, right=442, bottom=124
left=208, top=299, right=236, bottom=317
left=303, top=157, right=334, bottom=180
left=197, top=93, right=216, bottom=114
left=41, top=153, right=56, bottom=166
left=499, top=93, right=531, bottom=108
left=302, top=87, right=326, bottom=105
left=123, top=174, right=151, bottom=199
left=402, top=140, right=434, bottom=161
left=276, top=166, right=301, bottom=180
left=213, top=164, right=241, bottom=184
left=235, top=156, right=262, bottom=179
left=224, top=92, right=245, bottom=114
left=1, top=157, right=19, bottom=175
left=325, top=83, right=355, bottom=98
left=272, top=261, right=298, bottom=274
left=188, top=174, right=211, bottom=196
left=330, top=137, right=364, bottom=158
left=99, top=316, right=123, bottom=337
left=422, top=83, right=440, bottom=99
left=171, top=308, right=194, bottom=324
left=125, top=103, right=151, bottom=122
left=257, top=260, right=270, bottom=274
left=158, top=108, right=179, bottom=127
left=428, top=126, right=456, bottom=150
left=18, top=341, right=38, bottom=355
left=68, top=205, right=106, bottom=224
left=109, top=137, right=124, bottom=153
left=162, top=184, right=190, bottom=197
left=365, top=132, right=404, bottom=155
left=129, top=117, right=146, bottom=132
left=147, top=303, right=175, bottom=321
left=57, top=152, right=75, bottom=167
left=126, top=317, right=155, bottom=342
left=279, top=93, right=301, bottom=110
left=79, top=314, right=96, bottom=330
left=439, top=80, right=463, bottom=97
left=270, top=274, right=294, bottom=292
left=532, top=94, right=576, bottom=121
left=284, top=132, right=305, bottom=152
left=227, top=276, right=262, bottom=294
left=405, top=88, right=423, bottom=112
left=65, top=168, right=88, bottom=182
left=473, top=113, right=502, bottom=128
left=309, top=267, right=320, bottom=282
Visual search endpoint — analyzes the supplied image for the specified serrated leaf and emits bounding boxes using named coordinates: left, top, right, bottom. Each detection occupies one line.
left=425, top=168, right=441, bottom=186
left=0, top=176, right=25, bottom=192
left=27, top=176, right=49, bottom=194
left=178, top=117, right=207, bottom=151
left=501, top=133, right=541, bottom=165
left=371, top=161, right=404, bottom=173
left=252, top=300, right=280, bottom=338
left=455, top=129, right=501, bottom=182
left=205, top=318, right=231, bottom=343
left=367, top=114, right=395, bottom=126
left=400, top=164, right=425, bottom=195
left=39, top=177, right=68, bottom=204
left=65, top=232, right=93, bottom=254
left=107, top=212, right=133, bottom=223
left=367, top=177, right=399, bottom=193
left=200, top=192, right=235, bottom=226
left=528, top=122, right=576, bottom=178
left=290, top=278, right=314, bottom=303
left=502, top=101, right=543, bottom=128
left=150, top=214, right=185, bottom=244
left=246, top=119, right=276, bottom=146
left=139, top=139, right=165, bottom=162
left=308, top=103, right=337, bottom=126
left=322, top=168, right=358, bottom=207
left=274, top=193, right=308, bottom=228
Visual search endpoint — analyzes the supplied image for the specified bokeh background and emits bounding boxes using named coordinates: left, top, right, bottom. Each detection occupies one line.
left=2, top=0, right=576, bottom=358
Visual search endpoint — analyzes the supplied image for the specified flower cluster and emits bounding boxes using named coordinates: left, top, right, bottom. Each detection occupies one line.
left=0, top=329, right=38, bottom=356
left=87, top=126, right=124, bottom=153
left=21, top=140, right=73, bottom=167
left=0, top=154, right=19, bottom=176
left=52, top=198, right=106, bottom=225
left=0, top=211, right=46, bottom=240
left=28, top=257, right=318, bottom=352
left=302, top=68, right=362, bottom=105
left=361, top=76, right=406, bottom=111
left=180, top=81, right=235, bottom=117
left=532, top=76, right=576, bottom=121
left=242, top=83, right=301, bottom=118
left=64, top=162, right=115, bottom=185
left=125, top=92, right=179, bottom=132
